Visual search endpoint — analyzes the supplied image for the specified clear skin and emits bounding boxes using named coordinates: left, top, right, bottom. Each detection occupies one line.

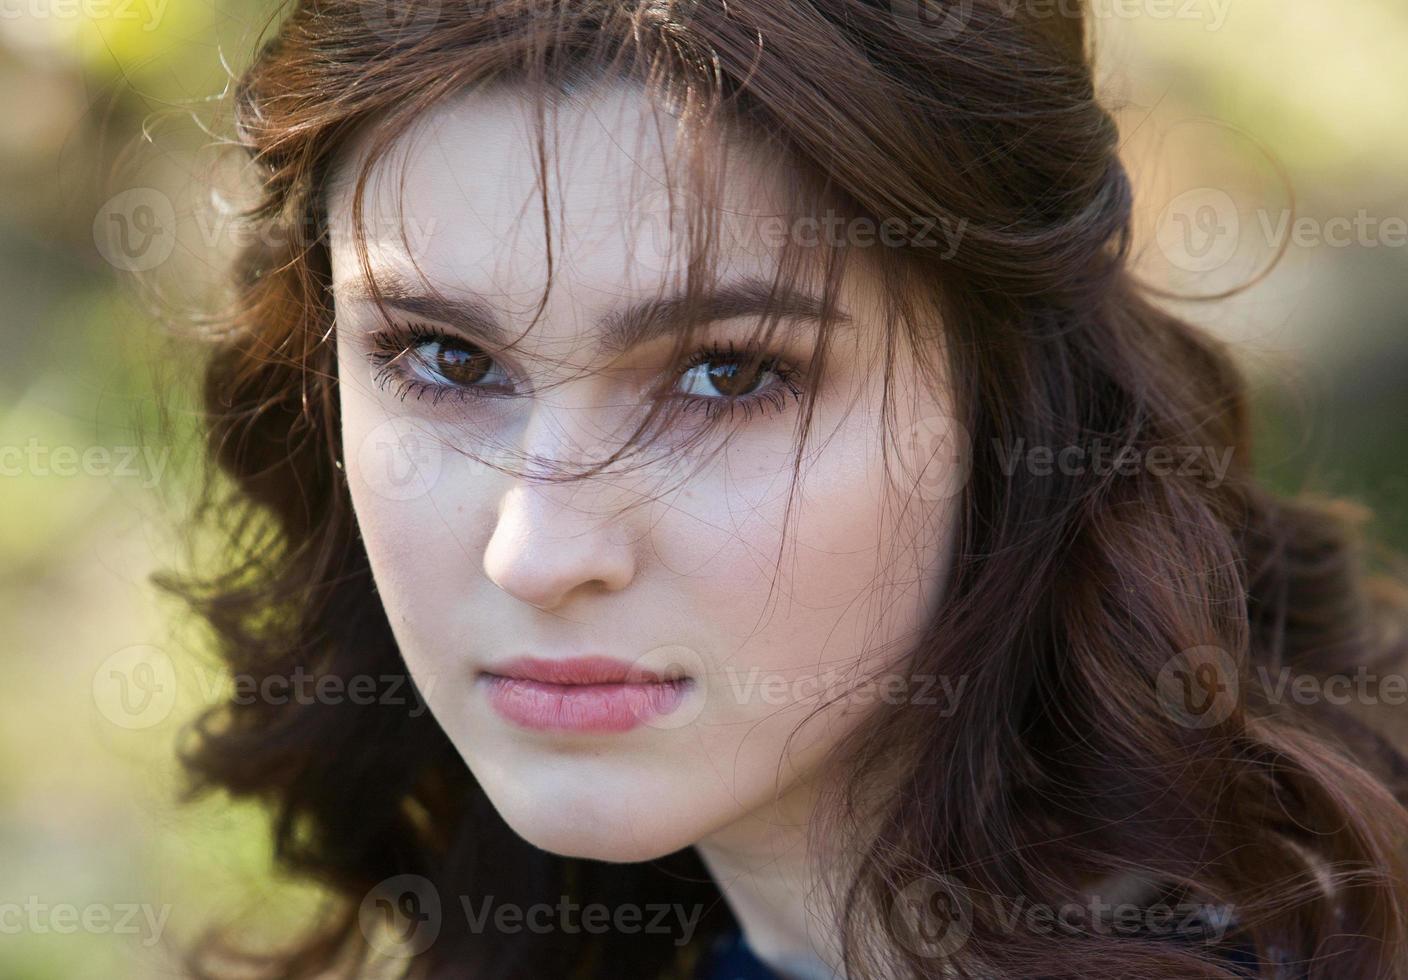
left=329, top=82, right=959, bottom=976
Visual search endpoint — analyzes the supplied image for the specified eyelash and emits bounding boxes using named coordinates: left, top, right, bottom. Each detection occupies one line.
left=364, top=323, right=806, bottom=423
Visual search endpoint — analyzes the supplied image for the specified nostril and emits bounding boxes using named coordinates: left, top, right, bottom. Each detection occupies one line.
left=482, top=484, right=637, bottom=610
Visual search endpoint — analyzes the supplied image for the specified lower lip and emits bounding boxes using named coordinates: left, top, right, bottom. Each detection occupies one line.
left=479, top=675, right=691, bottom=733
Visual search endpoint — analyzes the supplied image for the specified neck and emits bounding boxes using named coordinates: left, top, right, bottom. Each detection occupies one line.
left=694, top=777, right=848, bottom=980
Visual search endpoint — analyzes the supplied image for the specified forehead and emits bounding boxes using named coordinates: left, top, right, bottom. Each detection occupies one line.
left=324, top=80, right=791, bottom=309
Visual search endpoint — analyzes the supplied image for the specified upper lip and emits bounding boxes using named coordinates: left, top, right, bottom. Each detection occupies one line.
left=482, top=655, right=687, bottom=686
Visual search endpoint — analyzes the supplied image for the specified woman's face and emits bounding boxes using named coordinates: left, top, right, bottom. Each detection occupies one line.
left=329, top=82, right=961, bottom=862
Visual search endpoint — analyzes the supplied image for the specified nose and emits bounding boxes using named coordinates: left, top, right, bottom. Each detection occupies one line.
left=482, top=475, right=639, bottom=611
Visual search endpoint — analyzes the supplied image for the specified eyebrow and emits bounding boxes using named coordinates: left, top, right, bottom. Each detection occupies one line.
left=340, top=270, right=852, bottom=356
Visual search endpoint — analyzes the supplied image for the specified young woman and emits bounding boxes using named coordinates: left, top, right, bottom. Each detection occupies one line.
left=169, top=0, right=1408, bottom=976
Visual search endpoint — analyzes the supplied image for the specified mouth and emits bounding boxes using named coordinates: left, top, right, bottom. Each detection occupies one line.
left=477, top=655, right=694, bottom=733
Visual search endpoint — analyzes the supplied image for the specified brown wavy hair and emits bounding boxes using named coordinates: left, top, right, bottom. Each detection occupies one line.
left=165, top=0, right=1408, bottom=976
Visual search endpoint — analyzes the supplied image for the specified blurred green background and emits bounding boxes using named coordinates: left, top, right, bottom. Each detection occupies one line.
left=1, top=2, right=1405, bottom=976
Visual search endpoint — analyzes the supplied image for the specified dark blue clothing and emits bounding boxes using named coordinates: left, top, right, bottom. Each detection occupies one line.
left=692, top=926, right=1304, bottom=979
left=693, top=929, right=785, bottom=980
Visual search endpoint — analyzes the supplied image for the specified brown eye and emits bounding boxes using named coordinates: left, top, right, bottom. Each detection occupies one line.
left=678, top=356, right=771, bottom=398
left=707, top=361, right=764, bottom=397
left=431, top=341, right=495, bottom=386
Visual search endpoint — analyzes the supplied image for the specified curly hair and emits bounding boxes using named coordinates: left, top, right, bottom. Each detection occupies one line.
left=163, top=0, right=1408, bottom=976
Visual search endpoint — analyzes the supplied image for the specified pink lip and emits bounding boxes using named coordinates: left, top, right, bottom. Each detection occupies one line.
left=478, top=655, right=691, bottom=733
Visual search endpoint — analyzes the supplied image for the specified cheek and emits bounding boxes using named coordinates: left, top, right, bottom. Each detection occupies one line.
left=655, top=415, right=951, bottom=740
left=336, top=348, right=484, bottom=668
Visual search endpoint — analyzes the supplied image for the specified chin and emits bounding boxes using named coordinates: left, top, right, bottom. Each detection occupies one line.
left=513, top=822, right=686, bottom=864
left=471, top=764, right=713, bottom=864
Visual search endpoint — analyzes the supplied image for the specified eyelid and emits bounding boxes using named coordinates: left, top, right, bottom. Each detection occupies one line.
left=366, top=319, right=524, bottom=387
left=361, top=317, right=813, bottom=421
